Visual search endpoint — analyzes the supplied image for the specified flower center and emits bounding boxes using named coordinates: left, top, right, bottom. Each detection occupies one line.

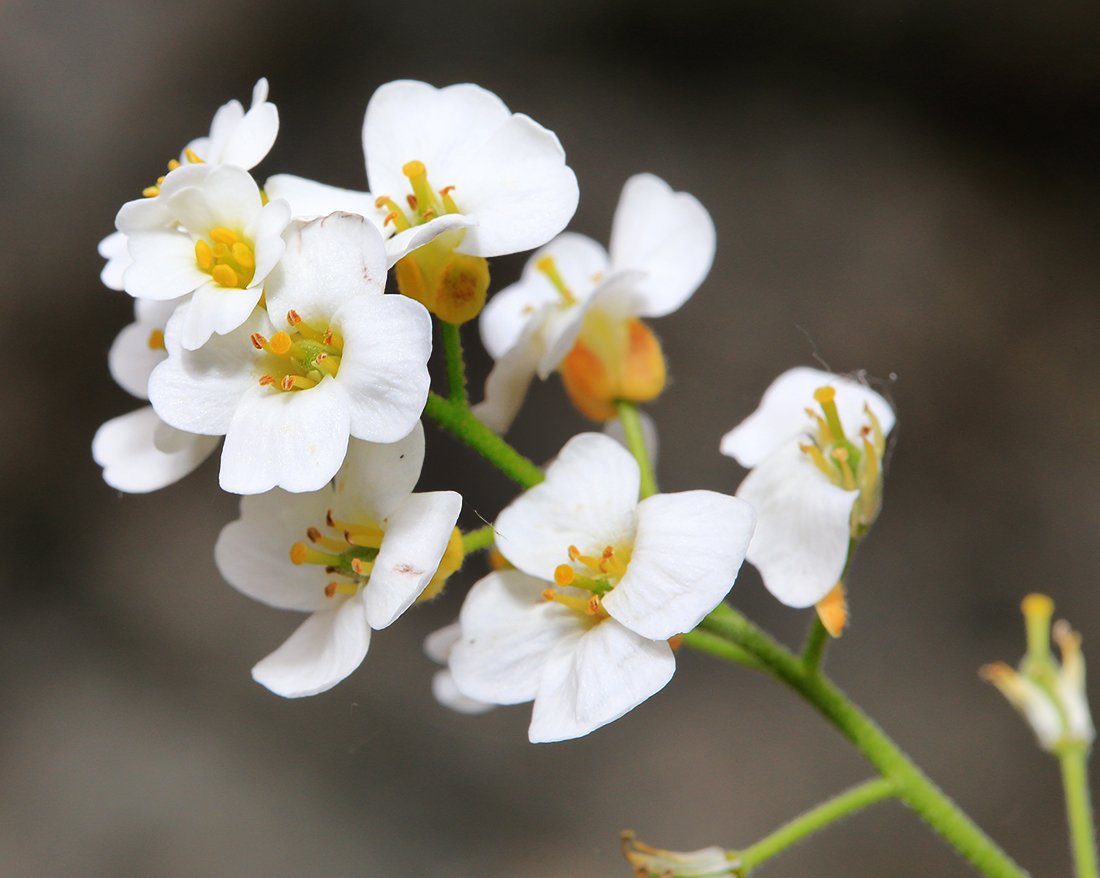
left=543, top=544, right=633, bottom=620
left=799, top=385, right=887, bottom=536
left=289, top=509, right=385, bottom=598
left=251, top=310, right=344, bottom=392
left=375, top=160, right=461, bottom=231
left=142, top=148, right=205, bottom=198
left=195, top=226, right=256, bottom=289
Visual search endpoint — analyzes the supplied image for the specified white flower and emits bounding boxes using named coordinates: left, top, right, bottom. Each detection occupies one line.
left=147, top=213, right=432, bottom=494
left=215, top=426, right=462, bottom=698
left=98, top=79, right=278, bottom=291
left=116, top=163, right=291, bottom=350
left=621, top=832, right=737, bottom=878
left=264, top=79, right=579, bottom=267
left=92, top=297, right=219, bottom=492
left=474, top=173, right=715, bottom=430
left=448, top=433, right=754, bottom=742
left=720, top=366, right=895, bottom=608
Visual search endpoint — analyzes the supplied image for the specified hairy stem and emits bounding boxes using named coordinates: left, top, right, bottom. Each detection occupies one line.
left=440, top=321, right=469, bottom=408
left=616, top=400, right=658, bottom=498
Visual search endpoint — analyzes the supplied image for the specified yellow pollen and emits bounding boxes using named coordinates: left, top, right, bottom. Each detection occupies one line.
left=536, top=256, right=576, bottom=304
left=554, top=564, right=576, bottom=586
left=258, top=374, right=277, bottom=386
left=208, top=227, right=239, bottom=246
left=269, top=331, right=293, bottom=355
left=184, top=148, right=204, bottom=164
left=402, top=160, right=426, bottom=178
left=211, top=264, right=239, bottom=287
left=195, top=240, right=214, bottom=271
left=281, top=374, right=317, bottom=391
left=147, top=329, right=165, bottom=350
left=167, top=159, right=181, bottom=171
left=142, top=185, right=160, bottom=198
left=231, top=242, right=255, bottom=268
left=406, top=194, right=418, bottom=211
left=351, top=558, right=374, bottom=576
left=250, top=333, right=268, bottom=351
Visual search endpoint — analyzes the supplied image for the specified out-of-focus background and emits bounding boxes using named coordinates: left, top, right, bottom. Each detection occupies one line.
left=2, top=1, right=1098, bottom=875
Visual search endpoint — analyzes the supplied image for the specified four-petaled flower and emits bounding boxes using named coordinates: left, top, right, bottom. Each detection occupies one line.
left=215, top=425, right=462, bottom=698
left=720, top=366, right=895, bottom=609
left=447, top=432, right=755, bottom=742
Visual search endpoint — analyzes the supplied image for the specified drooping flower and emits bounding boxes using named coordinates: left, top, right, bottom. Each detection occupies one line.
left=423, top=622, right=495, bottom=715
left=117, top=162, right=291, bottom=350
left=621, top=832, right=738, bottom=878
left=266, top=79, right=579, bottom=323
left=719, top=366, right=895, bottom=614
left=147, top=213, right=432, bottom=494
left=447, top=432, right=754, bottom=742
left=474, top=173, right=715, bottom=431
left=215, top=426, right=462, bottom=698
left=99, top=79, right=278, bottom=291
left=982, top=593, right=1094, bottom=753
left=92, top=297, right=219, bottom=492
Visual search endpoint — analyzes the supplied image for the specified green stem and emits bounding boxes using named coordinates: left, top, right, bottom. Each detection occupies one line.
left=801, top=615, right=829, bottom=675
left=1059, top=742, right=1099, bottom=878
left=424, top=392, right=544, bottom=490
left=461, top=525, right=497, bottom=554
left=696, top=605, right=1030, bottom=878
left=440, top=321, right=469, bottom=408
left=681, top=629, right=764, bottom=671
left=616, top=400, right=657, bottom=498
left=734, top=777, right=899, bottom=875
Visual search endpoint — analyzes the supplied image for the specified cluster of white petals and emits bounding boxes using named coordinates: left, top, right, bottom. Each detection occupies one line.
left=445, top=433, right=755, bottom=742
left=474, top=173, right=715, bottom=432
left=216, top=425, right=461, bottom=697
left=720, top=367, right=895, bottom=608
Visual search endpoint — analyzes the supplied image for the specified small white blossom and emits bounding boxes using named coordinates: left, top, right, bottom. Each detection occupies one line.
left=215, top=426, right=461, bottom=698
left=424, top=623, right=495, bottom=715
left=448, top=433, right=754, bottom=742
left=475, top=173, right=715, bottom=430
left=720, top=367, right=895, bottom=608
left=147, top=213, right=431, bottom=494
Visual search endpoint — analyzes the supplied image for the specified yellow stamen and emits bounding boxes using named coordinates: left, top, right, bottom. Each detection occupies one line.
left=799, top=442, right=834, bottom=479
left=306, top=527, right=347, bottom=553
left=194, top=240, right=214, bottom=271
left=290, top=542, right=340, bottom=566
left=350, top=558, right=374, bottom=576
left=439, top=185, right=459, bottom=214
left=208, top=227, right=239, bottom=246
left=147, top=329, right=165, bottom=350
left=315, top=354, right=340, bottom=376
left=211, top=264, right=239, bottom=287
left=815, top=581, right=848, bottom=637
left=167, top=159, right=181, bottom=171
left=281, top=374, right=317, bottom=391
left=231, top=242, right=255, bottom=268
left=327, top=512, right=385, bottom=549
left=375, top=196, right=412, bottom=232
left=535, top=256, right=576, bottom=304
left=258, top=374, right=277, bottom=386
left=142, top=185, right=160, bottom=198
left=184, top=147, right=204, bottom=164
left=554, top=564, right=576, bottom=586
left=831, top=447, right=857, bottom=491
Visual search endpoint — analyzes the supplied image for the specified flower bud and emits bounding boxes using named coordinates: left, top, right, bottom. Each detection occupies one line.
left=394, top=231, right=489, bottom=325
left=621, top=831, right=738, bottom=878
left=981, top=593, right=1094, bottom=753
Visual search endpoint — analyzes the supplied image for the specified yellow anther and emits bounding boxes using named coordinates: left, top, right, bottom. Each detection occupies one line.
left=195, top=239, right=214, bottom=271
left=209, top=227, right=239, bottom=246
left=864, top=403, right=886, bottom=454
left=269, top=331, right=293, bottom=356
left=211, top=264, right=239, bottom=287
left=316, top=354, right=340, bottom=377
left=406, top=194, right=418, bottom=211
left=184, top=148, right=204, bottom=164
left=290, top=542, right=338, bottom=566
left=258, top=374, right=277, bottom=386
left=555, top=564, right=576, bottom=587
left=167, top=159, right=181, bottom=171
left=831, top=447, right=857, bottom=491
left=439, top=185, right=459, bottom=214
left=281, top=374, right=317, bottom=391
left=327, top=514, right=385, bottom=549
left=231, top=242, right=255, bottom=268
left=568, top=545, right=581, bottom=561
left=800, top=442, right=834, bottom=479
left=142, top=186, right=160, bottom=198
left=212, top=242, right=230, bottom=259
left=147, top=329, right=165, bottom=350
left=306, top=527, right=346, bottom=553
left=350, top=557, right=374, bottom=576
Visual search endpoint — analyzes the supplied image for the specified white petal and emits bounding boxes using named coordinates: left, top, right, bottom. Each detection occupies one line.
left=334, top=426, right=426, bottom=522
left=448, top=113, right=578, bottom=257
left=92, top=407, right=218, bottom=493
left=180, top=280, right=262, bottom=350
left=383, top=214, right=477, bottom=267
left=608, top=173, right=715, bottom=317
left=219, top=86, right=278, bottom=169
left=720, top=367, right=896, bottom=468
left=219, top=378, right=351, bottom=495
left=603, top=491, right=755, bottom=640
left=263, top=174, right=385, bottom=226
left=471, top=321, right=544, bottom=434
left=123, top=230, right=208, bottom=300
left=432, top=669, right=496, bottom=715
left=189, top=99, right=243, bottom=164
left=528, top=619, right=675, bottom=743
left=167, top=164, right=263, bottom=234
left=423, top=621, right=462, bottom=664
left=251, top=589, right=371, bottom=698
left=737, top=440, right=858, bottom=607
left=479, top=274, right=559, bottom=362
left=147, top=304, right=272, bottom=436
left=448, top=571, right=581, bottom=706
left=364, top=81, right=512, bottom=200
left=364, top=491, right=462, bottom=630
left=214, top=488, right=336, bottom=613
left=98, top=231, right=131, bottom=291
left=263, top=213, right=387, bottom=329
left=246, top=197, right=291, bottom=288
left=332, top=294, right=432, bottom=444
left=108, top=320, right=166, bottom=399
left=493, top=433, right=640, bottom=580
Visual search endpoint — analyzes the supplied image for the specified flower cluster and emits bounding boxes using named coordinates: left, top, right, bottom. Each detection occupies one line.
left=96, top=78, right=894, bottom=739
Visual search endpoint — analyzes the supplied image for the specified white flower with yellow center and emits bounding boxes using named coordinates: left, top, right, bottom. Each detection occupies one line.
left=720, top=366, right=895, bottom=611
left=93, top=297, right=219, bottom=492
left=116, top=162, right=291, bottom=350
left=474, top=173, right=715, bottom=431
left=147, top=213, right=432, bottom=494
left=99, top=78, right=279, bottom=292
left=215, top=426, right=462, bottom=698
left=447, top=432, right=755, bottom=742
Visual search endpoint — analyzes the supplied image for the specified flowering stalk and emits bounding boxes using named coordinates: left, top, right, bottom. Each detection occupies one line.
left=733, top=776, right=899, bottom=875
left=1060, top=741, right=1098, bottom=878
left=461, top=524, right=497, bottom=554
left=693, top=602, right=1031, bottom=878
left=424, top=392, right=544, bottom=489
left=616, top=400, right=658, bottom=499
left=441, top=320, right=469, bottom=407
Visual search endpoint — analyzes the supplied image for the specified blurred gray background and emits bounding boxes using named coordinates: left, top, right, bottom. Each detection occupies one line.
left=2, top=0, right=1099, bottom=875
